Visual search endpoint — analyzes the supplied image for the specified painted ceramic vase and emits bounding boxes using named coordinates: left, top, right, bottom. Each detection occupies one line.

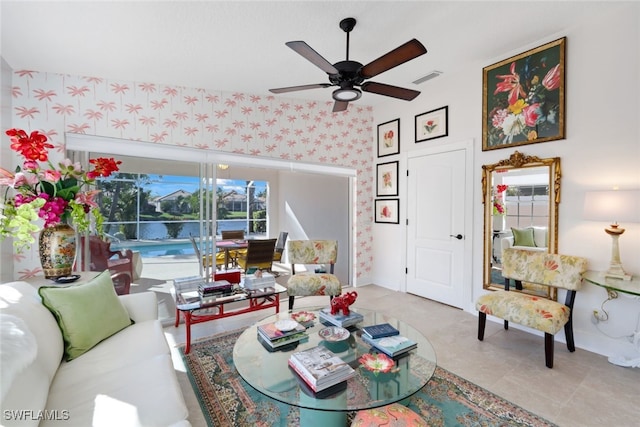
left=39, top=224, right=77, bottom=279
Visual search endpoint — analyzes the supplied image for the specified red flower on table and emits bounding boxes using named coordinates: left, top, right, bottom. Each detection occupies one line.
left=359, top=353, right=396, bottom=375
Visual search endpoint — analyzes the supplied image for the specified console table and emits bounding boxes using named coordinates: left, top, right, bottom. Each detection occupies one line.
left=175, top=282, right=287, bottom=354
left=583, top=271, right=640, bottom=298
left=583, top=270, right=640, bottom=367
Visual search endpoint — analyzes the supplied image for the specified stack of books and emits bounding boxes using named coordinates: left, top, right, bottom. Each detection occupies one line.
left=361, top=334, right=417, bottom=358
left=257, top=321, right=309, bottom=350
left=288, top=346, right=355, bottom=392
left=318, top=308, right=364, bottom=328
left=174, top=276, right=205, bottom=303
left=173, top=275, right=205, bottom=292
left=243, top=272, right=276, bottom=290
left=198, top=280, right=233, bottom=303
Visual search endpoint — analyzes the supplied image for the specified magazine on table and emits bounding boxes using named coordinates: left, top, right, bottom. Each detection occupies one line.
left=290, top=370, right=348, bottom=398
left=288, top=346, right=355, bottom=392
left=361, top=334, right=417, bottom=358
left=257, top=321, right=307, bottom=341
left=257, top=332, right=307, bottom=351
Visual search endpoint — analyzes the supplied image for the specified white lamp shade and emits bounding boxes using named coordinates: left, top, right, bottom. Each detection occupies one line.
left=583, top=190, right=640, bottom=224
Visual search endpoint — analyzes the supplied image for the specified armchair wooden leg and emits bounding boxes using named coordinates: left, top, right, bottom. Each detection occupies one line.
left=564, top=319, right=576, bottom=352
left=545, top=333, right=554, bottom=368
left=478, top=312, right=486, bottom=340
left=504, top=320, right=509, bottom=330
left=288, top=296, right=295, bottom=311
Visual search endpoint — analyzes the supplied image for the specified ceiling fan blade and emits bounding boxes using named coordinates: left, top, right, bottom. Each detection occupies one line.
left=361, top=81, right=421, bottom=101
left=286, top=41, right=340, bottom=75
left=360, top=39, right=427, bottom=79
left=269, top=83, right=332, bottom=94
left=333, top=101, right=349, bottom=112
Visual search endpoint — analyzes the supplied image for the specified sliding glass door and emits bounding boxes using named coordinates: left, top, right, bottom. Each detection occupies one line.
left=66, top=133, right=355, bottom=286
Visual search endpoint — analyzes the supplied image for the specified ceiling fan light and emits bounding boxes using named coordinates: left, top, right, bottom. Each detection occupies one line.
left=332, top=87, right=361, bottom=101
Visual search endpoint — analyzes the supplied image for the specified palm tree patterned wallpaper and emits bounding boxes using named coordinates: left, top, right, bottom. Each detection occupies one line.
left=8, top=69, right=376, bottom=281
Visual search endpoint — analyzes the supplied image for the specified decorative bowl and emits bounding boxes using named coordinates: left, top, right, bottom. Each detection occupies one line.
left=318, top=326, right=350, bottom=342
left=274, top=319, right=299, bottom=332
left=291, top=311, right=316, bottom=325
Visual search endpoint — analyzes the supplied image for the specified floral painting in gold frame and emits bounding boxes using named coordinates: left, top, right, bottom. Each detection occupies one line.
left=482, top=37, right=566, bottom=151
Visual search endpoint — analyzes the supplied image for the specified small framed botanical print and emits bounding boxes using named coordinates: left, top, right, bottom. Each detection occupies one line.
left=374, top=199, right=399, bottom=224
left=376, top=161, right=399, bottom=197
left=415, top=106, right=448, bottom=143
left=377, top=118, right=400, bottom=157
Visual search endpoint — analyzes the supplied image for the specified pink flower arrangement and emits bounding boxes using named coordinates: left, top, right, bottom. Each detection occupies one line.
left=492, top=184, right=508, bottom=215
left=0, top=128, right=121, bottom=252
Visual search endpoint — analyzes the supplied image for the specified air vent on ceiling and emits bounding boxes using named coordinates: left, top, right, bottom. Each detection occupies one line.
left=413, top=70, right=442, bottom=85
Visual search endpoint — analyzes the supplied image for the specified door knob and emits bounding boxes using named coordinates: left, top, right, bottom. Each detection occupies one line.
left=450, top=234, right=463, bottom=240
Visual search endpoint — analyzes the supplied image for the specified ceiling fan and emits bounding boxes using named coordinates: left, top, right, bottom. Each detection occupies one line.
left=269, top=17, right=427, bottom=112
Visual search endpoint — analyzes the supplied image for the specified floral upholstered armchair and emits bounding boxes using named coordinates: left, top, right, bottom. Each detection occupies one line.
left=476, top=248, right=588, bottom=368
left=286, top=240, right=341, bottom=310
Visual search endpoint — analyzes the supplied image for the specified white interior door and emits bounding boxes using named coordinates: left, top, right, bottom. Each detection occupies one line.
left=406, top=147, right=468, bottom=308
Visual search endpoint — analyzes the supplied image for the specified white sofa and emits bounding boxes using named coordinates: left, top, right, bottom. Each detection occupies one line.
left=0, top=278, right=191, bottom=427
left=501, top=226, right=548, bottom=253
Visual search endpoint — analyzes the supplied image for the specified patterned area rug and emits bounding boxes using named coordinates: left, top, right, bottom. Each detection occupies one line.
left=180, top=329, right=557, bottom=427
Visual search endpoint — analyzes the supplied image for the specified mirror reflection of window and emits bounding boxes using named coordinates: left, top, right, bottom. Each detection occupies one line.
left=498, top=167, right=549, bottom=230
left=482, top=153, right=560, bottom=300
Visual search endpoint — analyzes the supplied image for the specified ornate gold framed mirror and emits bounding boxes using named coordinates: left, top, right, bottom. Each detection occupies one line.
left=482, top=151, right=561, bottom=299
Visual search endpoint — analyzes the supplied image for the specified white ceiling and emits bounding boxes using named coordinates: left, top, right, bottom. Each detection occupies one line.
left=1, top=1, right=613, bottom=107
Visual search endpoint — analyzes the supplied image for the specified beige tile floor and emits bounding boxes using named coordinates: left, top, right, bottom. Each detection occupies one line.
left=137, top=256, right=640, bottom=427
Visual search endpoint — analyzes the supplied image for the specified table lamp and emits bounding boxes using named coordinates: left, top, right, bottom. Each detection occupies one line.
left=583, top=189, right=640, bottom=280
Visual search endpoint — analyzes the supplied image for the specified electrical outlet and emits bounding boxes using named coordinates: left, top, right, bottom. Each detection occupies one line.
left=592, top=309, right=607, bottom=323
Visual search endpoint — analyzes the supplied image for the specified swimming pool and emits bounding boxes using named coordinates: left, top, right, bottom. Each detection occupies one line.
left=111, top=241, right=196, bottom=258
left=112, top=233, right=265, bottom=259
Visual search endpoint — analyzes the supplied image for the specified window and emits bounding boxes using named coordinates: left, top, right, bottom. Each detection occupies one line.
left=216, top=179, right=267, bottom=236
left=504, top=184, right=549, bottom=228
left=97, top=173, right=267, bottom=240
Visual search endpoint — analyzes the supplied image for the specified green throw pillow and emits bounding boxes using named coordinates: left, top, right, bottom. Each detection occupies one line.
left=39, top=270, right=132, bottom=361
left=511, top=227, right=536, bottom=247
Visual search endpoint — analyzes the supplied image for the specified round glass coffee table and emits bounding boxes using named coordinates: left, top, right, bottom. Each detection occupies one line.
left=233, top=307, right=436, bottom=426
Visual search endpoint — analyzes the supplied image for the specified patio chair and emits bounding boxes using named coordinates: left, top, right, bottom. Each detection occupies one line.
left=287, top=240, right=341, bottom=310
left=221, top=230, right=245, bottom=266
left=78, top=235, right=134, bottom=280
left=273, top=231, right=288, bottom=263
left=110, top=271, right=132, bottom=295
left=221, top=230, right=245, bottom=240
left=236, top=238, right=277, bottom=273
left=189, top=234, right=225, bottom=275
